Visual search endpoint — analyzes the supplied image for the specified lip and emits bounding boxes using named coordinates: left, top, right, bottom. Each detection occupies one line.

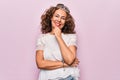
left=55, top=23, right=61, bottom=27
left=54, top=21, right=61, bottom=27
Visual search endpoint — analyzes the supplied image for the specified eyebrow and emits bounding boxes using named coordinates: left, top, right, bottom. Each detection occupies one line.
left=55, top=13, right=66, bottom=18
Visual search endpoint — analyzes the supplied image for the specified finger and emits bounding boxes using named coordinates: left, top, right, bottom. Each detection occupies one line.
left=71, top=64, right=77, bottom=67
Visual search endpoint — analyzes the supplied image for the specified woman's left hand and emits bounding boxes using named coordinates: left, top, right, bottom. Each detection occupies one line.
left=54, top=27, right=62, bottom=38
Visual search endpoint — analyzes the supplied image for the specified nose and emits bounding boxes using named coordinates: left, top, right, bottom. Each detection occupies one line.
left=57, top=17, right=61, bottom=22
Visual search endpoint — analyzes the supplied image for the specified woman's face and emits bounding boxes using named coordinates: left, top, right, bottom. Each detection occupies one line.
left=51, top=9, right=67, bottom=29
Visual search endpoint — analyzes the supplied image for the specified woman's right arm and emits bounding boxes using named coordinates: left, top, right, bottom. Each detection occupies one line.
left=36, top=35, right=68, bottom=70
left=36, top=50, right=68, bottom=70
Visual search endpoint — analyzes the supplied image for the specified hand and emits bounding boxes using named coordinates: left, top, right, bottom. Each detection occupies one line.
left=53, top=27, right=62, bottom=38
left=71, top=58, right=80, bottom=67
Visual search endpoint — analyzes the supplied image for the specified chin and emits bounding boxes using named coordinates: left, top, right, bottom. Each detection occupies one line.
left=58, top=26, right=63, bottom=29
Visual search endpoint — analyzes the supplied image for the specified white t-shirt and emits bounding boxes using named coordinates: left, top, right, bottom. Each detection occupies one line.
left=36, top=33, right=80, bottom=80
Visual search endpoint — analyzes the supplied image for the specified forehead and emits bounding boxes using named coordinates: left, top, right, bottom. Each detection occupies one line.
left=54, top=9, right=67, bottom=17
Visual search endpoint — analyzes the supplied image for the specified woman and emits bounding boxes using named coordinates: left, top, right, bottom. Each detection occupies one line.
left=36, top=3, right=80, bottom=80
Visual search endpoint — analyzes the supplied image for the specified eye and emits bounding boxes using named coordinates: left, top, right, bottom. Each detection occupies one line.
left=54, top=14, right=59, bottom=18
left=61, top=17, right=66, bottom=20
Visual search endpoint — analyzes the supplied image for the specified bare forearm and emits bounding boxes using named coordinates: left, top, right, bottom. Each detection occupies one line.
left=56, top=37, right=75, bottom=65
left=37, top=60, right=68, bottom=70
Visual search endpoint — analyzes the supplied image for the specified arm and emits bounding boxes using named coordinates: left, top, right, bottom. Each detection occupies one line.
left=36, top=50, right=68, bottom=70
left=56, top=36, right=76, bottom=65
left=53, top=27, right=77, bottom=65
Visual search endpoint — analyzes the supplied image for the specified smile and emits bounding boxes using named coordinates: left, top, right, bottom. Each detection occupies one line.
left=54, top=21, right=61, bottom=27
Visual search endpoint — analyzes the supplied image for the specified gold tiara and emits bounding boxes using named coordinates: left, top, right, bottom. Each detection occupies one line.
left=56, top=4, right=70, bottom=13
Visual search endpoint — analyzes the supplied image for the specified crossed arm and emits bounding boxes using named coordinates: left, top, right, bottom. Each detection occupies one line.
left=36, top=27, right=79, bottom=70
left=36, top=51, right=79, bottom=70
left=36, top=50, right=68, bottom=70
left=36, top=44, right=79, bottom=70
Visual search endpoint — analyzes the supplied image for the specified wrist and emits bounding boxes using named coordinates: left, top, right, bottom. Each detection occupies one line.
left=56, top=36, right=63, bottom=42
left=63, top=63, right=69, bottom=67
left=56, top=35, right=62, bottom=39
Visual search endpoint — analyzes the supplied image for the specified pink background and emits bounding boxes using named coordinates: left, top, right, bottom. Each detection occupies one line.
left=0, top=0, right=120, bottom=80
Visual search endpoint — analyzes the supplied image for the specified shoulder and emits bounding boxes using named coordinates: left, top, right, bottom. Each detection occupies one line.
left=37, top=33, right=47, bottom=39
left=37, top=33, right=53, bottom=41
left=63, top=33, right=77, bottom=38
left=63, top=33, right=77, bottom=46
left=36, top=34, right=47, bottom=43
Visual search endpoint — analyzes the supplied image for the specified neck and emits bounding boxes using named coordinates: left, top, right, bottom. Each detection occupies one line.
left=49, top=31, right=55, bottom=35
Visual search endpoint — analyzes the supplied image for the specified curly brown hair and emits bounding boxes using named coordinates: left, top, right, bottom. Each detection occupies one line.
left=40, top=4, right=76, bottom=34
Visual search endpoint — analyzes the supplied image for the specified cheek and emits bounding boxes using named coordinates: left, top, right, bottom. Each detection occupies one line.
left=51, top=20, right=56, bottom=28
left=51, top=21, right=55, bottom=26
left=62, top=20, right=66, bottom=25
left=60, top=21, right=66, bottom=29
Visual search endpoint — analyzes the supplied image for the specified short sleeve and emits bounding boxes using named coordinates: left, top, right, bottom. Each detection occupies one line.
left=68, top=34, right=77, bottom=47
left=36, top=34, right=45, bottom=51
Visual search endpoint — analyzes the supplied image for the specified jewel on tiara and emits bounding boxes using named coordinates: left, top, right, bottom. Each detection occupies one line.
left=56, top=4, right=70, bottom=13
